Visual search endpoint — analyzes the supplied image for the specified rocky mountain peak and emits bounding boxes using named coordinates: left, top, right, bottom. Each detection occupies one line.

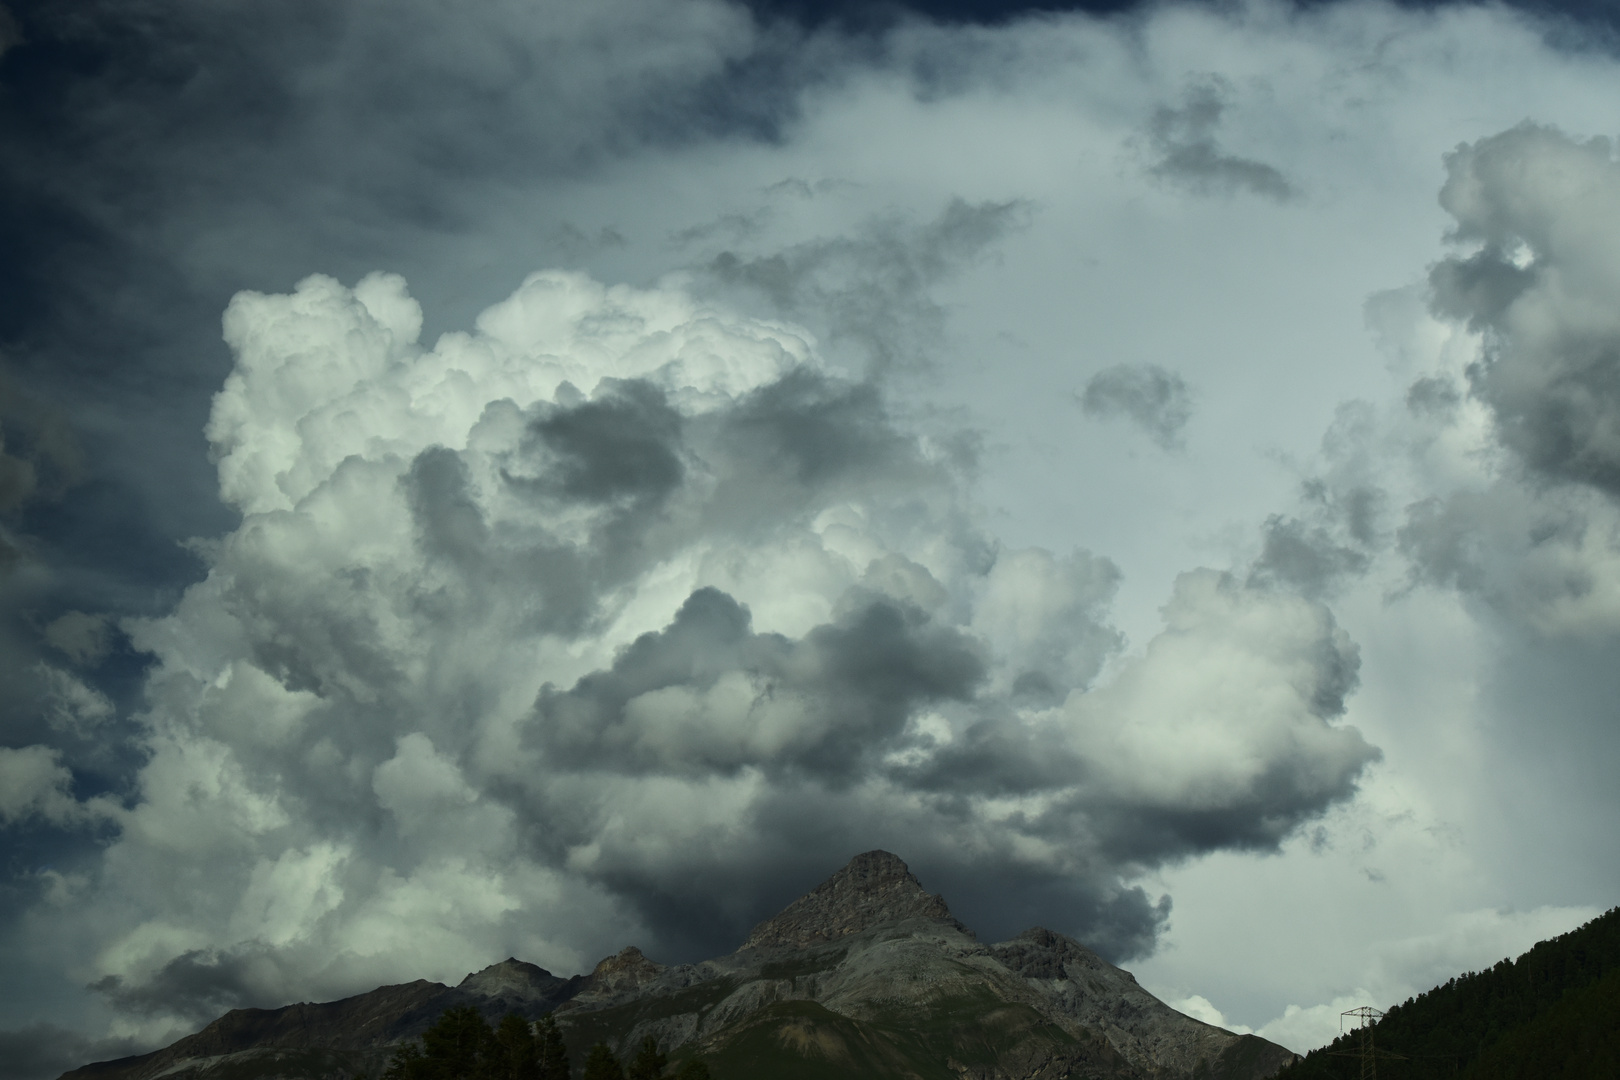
left=592, top=946, right=659, bottom=976
left=741, top=850, right=959, bottom=950
left=456, top=958, right=563, bottom=1004
left=580, top=946, right=665, bottom=999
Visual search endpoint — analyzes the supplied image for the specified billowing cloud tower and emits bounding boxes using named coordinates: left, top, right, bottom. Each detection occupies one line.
left=44, top=268, right=1381, bottom=1030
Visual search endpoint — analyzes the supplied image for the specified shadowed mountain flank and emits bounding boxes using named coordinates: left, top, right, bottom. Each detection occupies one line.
left=60, top=852, right=1297, bottom=1080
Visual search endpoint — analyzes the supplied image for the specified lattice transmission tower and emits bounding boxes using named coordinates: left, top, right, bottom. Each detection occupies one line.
left=1332, top=1006, right=1404, bottom=1079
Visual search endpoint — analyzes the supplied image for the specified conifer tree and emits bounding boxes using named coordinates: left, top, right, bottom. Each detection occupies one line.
left=581, top=1042, right=624, bottom=1080
left=493, top=1013, right=539, bottom=1080
left=626, top=1036, right=666, bottom=1080
left=673, top=1057, right=711, bottom=1080
left=420, top=1005, right=496, bottom=1080
left=383, top=1006, right=496, bottom=1080
left=534, top=1013, right=570, bottom=1080
left=382, top=1041, right=424, bottom=1080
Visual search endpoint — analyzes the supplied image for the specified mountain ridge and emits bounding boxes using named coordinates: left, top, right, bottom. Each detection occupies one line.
left=60, top=851, right=1298, bottom=1080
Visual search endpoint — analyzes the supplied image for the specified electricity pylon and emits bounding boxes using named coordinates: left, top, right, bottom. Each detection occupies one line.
left=1332, top=1006, right=1405, bottom=1079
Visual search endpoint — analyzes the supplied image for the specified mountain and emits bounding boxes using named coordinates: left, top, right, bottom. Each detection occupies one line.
left=62, top=961, right=583, bottom=1080
left=61, top=851, right=1298, bottom=1080
left=1275, top=905, right=1620, bottom=1079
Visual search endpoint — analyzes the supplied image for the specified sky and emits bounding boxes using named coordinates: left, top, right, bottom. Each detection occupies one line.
left=1, top=0, right=1618, bottom=1073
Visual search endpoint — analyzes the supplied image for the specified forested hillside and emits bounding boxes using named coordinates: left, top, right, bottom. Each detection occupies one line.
left=1276, top=907, right=1619, bottom=1079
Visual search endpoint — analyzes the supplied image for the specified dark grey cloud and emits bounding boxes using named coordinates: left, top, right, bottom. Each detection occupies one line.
left=706, top=198, right=1031, bottom=372
left=902, top=592, right=1365, bottom=833
left=575, top=790, right=1176, bottom=967
left=0, top=371, right=153, bottom=831
left=527, top=381, right=686, bottom=505
left=0, top=373, right=84, bottom=529
left=41, top=612, right=112, bottom=668
left=1406, top=375, right=1463, bottom=418
left=742, top=0, right=1620, bottom=37
left=1396, top=493, right=1491, bottom=596
left=716, top=369, right=929, bottom=493
left=1395, top=124, right=1620, bottom=652
left=90, top=947, right=267, bottom=1021
left=25, top=266, right=1376, bottom=1023
left=548, top=224, right=629, bottom=264
left=0, top=0, right=803, bottom=810
left=401, top=383, right=690, bottom=645
left=1249, top=515, right=1371, bottom=597
left=1432, top=123, right=1620, bottom=498
left=1146, top=78, right=1297, bottom=202
left=669, top=208, right=774, bottom=248
left=1428, top=249, right=1536, bottom=329
left=1248, top=473, right=1384, bottom=598
left=415, top=370, right=948, bottom=646
left=515, top=557, right=1373, bottom=961
left=944, top=869, right=1172, bottom=964
left=1240, top=396, right=1389, bottom=599
left=0, top=9, right=811, bottom=992
left=0, top=5, right=1027, bottom=908
left=1394, top=487, right=1620, bottom=640
left=0, top=0, right=1455, bottom=1054
left=0, top=435, right=34, bottom=514
left=1394, top=472, right=1620, bottom=655
left=0, top=1023, right=145, bottom=1080
left=1078, top=363, right=1194, bottom=449
left=530, top=585, right=984, bottom=780
left=407, top=448, right=491, bottom=567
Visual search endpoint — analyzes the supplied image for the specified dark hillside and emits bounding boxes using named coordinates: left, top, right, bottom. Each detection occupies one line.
left=1459, top=964, right=1620, bottom=1079
left=1276, top=906, right=1619, bottom=1079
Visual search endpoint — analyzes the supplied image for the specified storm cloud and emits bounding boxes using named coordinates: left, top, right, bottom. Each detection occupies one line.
left=1146, top=78, right=1298, bottom=202
left=1079, top=364, right=1195, bottom=449
left=1393, top=125, right=1620, bottom=640
left=706, top=197, right=1032, bottom=373
left=1433, top=123, right=1620, bottom=497
left=532, top=586, right=986, bottom=779
left=5, top=0, right=1619, bottom=1068
left=7, top=268, right=1377, bottom=1037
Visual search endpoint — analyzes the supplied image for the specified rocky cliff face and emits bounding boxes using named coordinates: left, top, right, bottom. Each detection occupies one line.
left=61, top=852, right=1296, bottom=1080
